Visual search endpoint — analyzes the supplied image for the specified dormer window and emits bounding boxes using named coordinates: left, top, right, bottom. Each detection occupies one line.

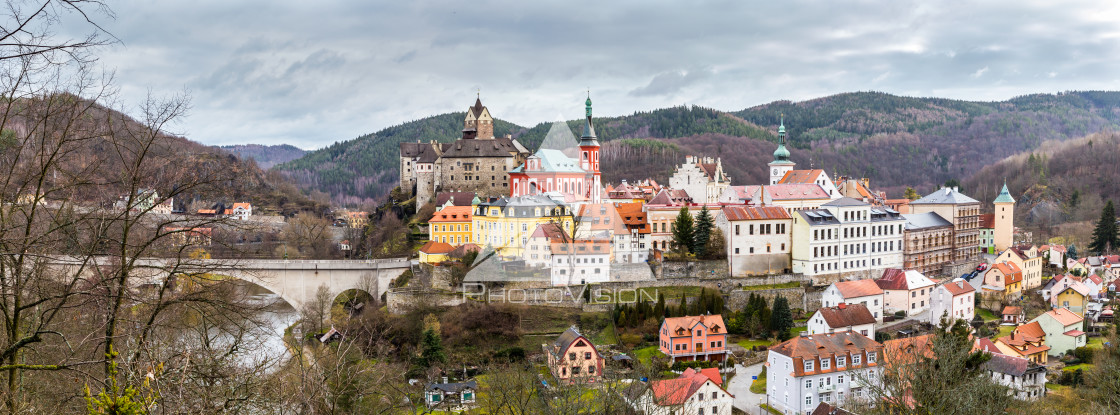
left=804, top=360, right=814, bottom=372
left=868, top=352, right=877, bottom=363
left=820, top=358, right=830, bottom=370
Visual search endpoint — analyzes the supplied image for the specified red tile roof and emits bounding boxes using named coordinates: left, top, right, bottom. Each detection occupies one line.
left=1044, top=308, right=1084, bottom=326
left=942, top=280, right=974, bottom=296
left=769, top=332, right=883, bottom=377
left=648, top=367, right=730, bottom=405
left=876, top=269, right=935, bottom=291
left=1002, top=306, right=1022, bottom=316
left=419, top=241, right=455, bottom=254
left=815, top=304, right=876, bottom=328
left=779, top=169, right=826, bottom=185
left=721, top=206, right=791, bottom=221
left=1063, top=329, right=1086, bottom=337
left=662, top=315, right=726, bottom=336
left=979, top=213, right=995, bottom=229
left=833, top=279, right=884, bottom=298
left=992, top=262, right=1023, bottom=284
left=429, top=206, right=473, bottom=222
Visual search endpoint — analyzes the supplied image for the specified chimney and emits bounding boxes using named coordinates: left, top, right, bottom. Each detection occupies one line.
left=953, top=186, right=959, bottom=192
left=442, top=376, right=448, bottom=384
left=800, top=332, right=809, bottom=338
left=838, top=303, right=847, bottom=309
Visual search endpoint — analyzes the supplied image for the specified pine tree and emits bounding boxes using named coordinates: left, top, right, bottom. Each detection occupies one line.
left=655, top=293, right=666, bottom=318
left=417, top=328, right=447, bottom=369
left=904, top=187, right=919, bottom=200
left=671, top=206, right=694, bottom=254
left=770, top=295, right=794, bottom=341
left=693, top=207, right=714, bottom=256
left=1089, top=201, right=1118, bottom=255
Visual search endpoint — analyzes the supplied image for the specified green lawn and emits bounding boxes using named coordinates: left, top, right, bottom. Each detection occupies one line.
left=739, top=282, right=801, bottom=291
left=790, top=326, right=808, bottom=336
left=761, top=404, right=783, bottom=414
left=976, top=308, right=1000, bottom=322
left=750, top=376, right=767, bottom=394
left=736, top=338, right=774, bottom=350
left=1045, top=383, right=1069, bottom=392
left=1087, top=336, right=1106, bottom=349
left=1062, top=363, right=1094, bottom=372
left=591, top=323, right=617, bottom=346
left=631, top=345, right=664, bottom=366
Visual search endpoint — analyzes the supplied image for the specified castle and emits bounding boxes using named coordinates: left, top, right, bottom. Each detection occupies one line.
left=399, top=97, right=530, bottom=207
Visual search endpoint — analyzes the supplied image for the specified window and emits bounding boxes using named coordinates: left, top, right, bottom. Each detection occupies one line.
left=804, top=360, right=814, bottom=371
left=806, top=395, right=813, bottom=406
left=569, top=353, right=576, bottom=360
left=588, top=365, right=595, bottom=374
left=805, top=379, right=812, bottom=389
left=571, top=366, right=580, bottom=375
left=853, top=354, right=861, bottom=365
left=584, top=352, right=591, bottom=359
left=868, top=352, right=877, bottom=363
left=821, top=358, right=830, bottom=370
left=838, top=374, right=845, bottom=384
left=837, top=356, right=846, bottom=367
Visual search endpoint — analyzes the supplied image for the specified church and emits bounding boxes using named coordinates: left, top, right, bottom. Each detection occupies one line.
left=398, top=97, right=531, bottom=207
left=508, top=96, right=602, bottom=203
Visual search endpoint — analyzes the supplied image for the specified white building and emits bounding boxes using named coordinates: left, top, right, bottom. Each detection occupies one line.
left=807, top=303, right=877, bottom=339
left=668, top=156, right=730, bottom=204
left=791, top=197, right=905, bottom=279
left=549, top=239, right=612, bottom=286
left=766, top=332, right=884, bottom=415
left=821, top=280, right=885, bottom=321
left=981, top=353, right=1047, bottom=400
left=627, top=367, right=733, bottom=415
left=927, top=278, right=975, bottom=326
left=876, top=269, right=936, bottom=316
left=524, top=223, right=566, bottom=268
left=715, top=206, right=793, bottom=276
left=717, top=184, right=831, bottom=214
left=227, top=202, right=252, bottom=221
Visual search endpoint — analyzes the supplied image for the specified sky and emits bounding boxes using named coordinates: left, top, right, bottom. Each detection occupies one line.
left=63, top=0, right=1120, bottom=149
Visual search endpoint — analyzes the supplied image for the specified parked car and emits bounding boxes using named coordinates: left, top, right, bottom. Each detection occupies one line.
left=976, top=263, right=988, bottom=272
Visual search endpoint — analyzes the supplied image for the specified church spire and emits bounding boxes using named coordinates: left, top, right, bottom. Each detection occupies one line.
left=580, top=92, right=598, bottom=146
left=772, top=114, right=791, bottom=162
left=994, top=179, right=1015, bottom=204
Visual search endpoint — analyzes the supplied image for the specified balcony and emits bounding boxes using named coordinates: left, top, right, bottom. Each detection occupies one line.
left=818, top=384, right=836, bottom=394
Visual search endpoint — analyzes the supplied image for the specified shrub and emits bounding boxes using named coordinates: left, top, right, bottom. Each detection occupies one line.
left=492, top=347, right=526, bottom=362
left=894, top=310, right=906, bottom=318
left=875, top=332, right=892, bottom=343
left=1072, top=346, right=1094, bottom=364
left=671, top=360, right=717, bottom=371
left=620, top=333, right=642, bottom=347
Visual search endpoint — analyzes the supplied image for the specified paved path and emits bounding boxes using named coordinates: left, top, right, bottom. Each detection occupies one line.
left=727, top=362, right=765, bottom=414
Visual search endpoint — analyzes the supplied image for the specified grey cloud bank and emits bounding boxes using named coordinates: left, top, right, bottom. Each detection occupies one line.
left=90, top=0, right=1120, bottom=150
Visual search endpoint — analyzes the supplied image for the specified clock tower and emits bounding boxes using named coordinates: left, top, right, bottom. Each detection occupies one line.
left=768, top=116, right=795, bottom=185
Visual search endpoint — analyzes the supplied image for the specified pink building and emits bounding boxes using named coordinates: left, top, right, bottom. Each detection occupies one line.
left=659, top=315, right=728, bottom=363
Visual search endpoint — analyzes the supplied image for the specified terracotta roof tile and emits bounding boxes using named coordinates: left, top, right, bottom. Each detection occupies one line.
left=1044, top=308, right=1084, bottom=326
left=815, top=304, right=876, bottom=328
left=833, top=280, right=884, bottom=298
left=721, top=206, right=791, bottom=221
left=419, top=241, right=455, bottom=254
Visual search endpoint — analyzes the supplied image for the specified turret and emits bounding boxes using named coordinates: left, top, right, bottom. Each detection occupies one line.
left=579, top=95, right=601, bottom=203
left=768, top=115, right=796, bottom=185
left=993, top=181, right=1015, bottom=252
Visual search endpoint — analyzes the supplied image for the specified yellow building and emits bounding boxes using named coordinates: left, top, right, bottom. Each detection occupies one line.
left=346, top=211, right=370, bottom=229
left=996, top=246, right=1044, bottom=290
left=419, top=241, right=454, bottom=264
left=429, top=206, right=473, bottom=246
left=1054, top=285, right=1090, bottom=317
left=473, top=195, right=575, bottom=257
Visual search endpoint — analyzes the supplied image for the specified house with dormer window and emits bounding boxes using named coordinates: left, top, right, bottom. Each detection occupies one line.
left=659, top=315, right=728, bottom=363
left=766, top=332, right=884, bottom=415
left=425, top=378, right=477, bottom=410
left=544, top=327, right=604, bottom=385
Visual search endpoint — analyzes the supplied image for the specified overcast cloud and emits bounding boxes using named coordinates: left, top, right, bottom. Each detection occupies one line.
left=79, top=0, right=1120, bottom=149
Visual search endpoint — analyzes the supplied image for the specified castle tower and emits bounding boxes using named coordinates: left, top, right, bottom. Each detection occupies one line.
left=462, top=96, right=494, bottom=139
left=768, top=115, right=795, bottom=185
left=579, top=95, right=601, bottom=203
left=993, top=181, right=1015, bottom=251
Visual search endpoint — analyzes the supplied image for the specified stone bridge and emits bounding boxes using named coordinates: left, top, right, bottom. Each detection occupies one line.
left=46, top=257, right=413, bottom=310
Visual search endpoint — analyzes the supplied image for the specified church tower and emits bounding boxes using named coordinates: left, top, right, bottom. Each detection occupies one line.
left=993, top=181, right=1015, bottom=252
left=768, top=116, right=796, bottom=185
left=579, top=95, right=601, bottom=203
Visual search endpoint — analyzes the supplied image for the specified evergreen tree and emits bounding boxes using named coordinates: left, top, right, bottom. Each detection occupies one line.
left=1067, top=244, right=1079, bottom=261
left=655, top=293, right=666, bottom=318
left=693, top=207, right=714, bottom=256
left=417, top=328, right=447, bottom=370
left=770, top=295, right=794, bottom=341
left=904, top=187, right=919, bottom=200
left=1089, top=201, right=1119, bottom=255
left=676, top=293, right=688, bottom=317
left=671, top=206, right=694, bottom=254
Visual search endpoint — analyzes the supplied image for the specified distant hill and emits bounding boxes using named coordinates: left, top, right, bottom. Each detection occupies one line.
left=962, top=131, right=1120, bottom=230
left=220, top=144, right=307, bottom=169
left=276, top=91, right=1120, bottom=207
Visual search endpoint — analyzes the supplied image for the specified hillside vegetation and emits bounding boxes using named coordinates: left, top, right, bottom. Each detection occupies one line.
left=277, top=91, right=1120, bottom=208
left=221, top=144, right=307, bottom=169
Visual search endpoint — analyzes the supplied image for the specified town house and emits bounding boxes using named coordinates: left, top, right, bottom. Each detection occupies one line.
left=875, top=269, right=936, bottom=316
left=659, top=315, right=728, bottom=363
left=545, top=327, right=605, bottom=385
left=927, top=278, right=975, bottom=326
left=1030, top=308, right=1086, bottom=356
left=821, top=280, right=885, bottom=321
left=766, top=332, right=884, bottom=415
left=807, top=303, right=877, bottom=339
left=627, top=367, right=733, bottom=415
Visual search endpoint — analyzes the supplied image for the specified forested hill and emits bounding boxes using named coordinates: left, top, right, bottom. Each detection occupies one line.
left=276, top=91, right=1120, bottom=206
left=220, top=144, right=307, bottom=169
left=962, top=131, right=1120, bottom=230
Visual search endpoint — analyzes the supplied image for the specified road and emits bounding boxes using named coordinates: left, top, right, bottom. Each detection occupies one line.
left=727, top=362, right=766, bottom=414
